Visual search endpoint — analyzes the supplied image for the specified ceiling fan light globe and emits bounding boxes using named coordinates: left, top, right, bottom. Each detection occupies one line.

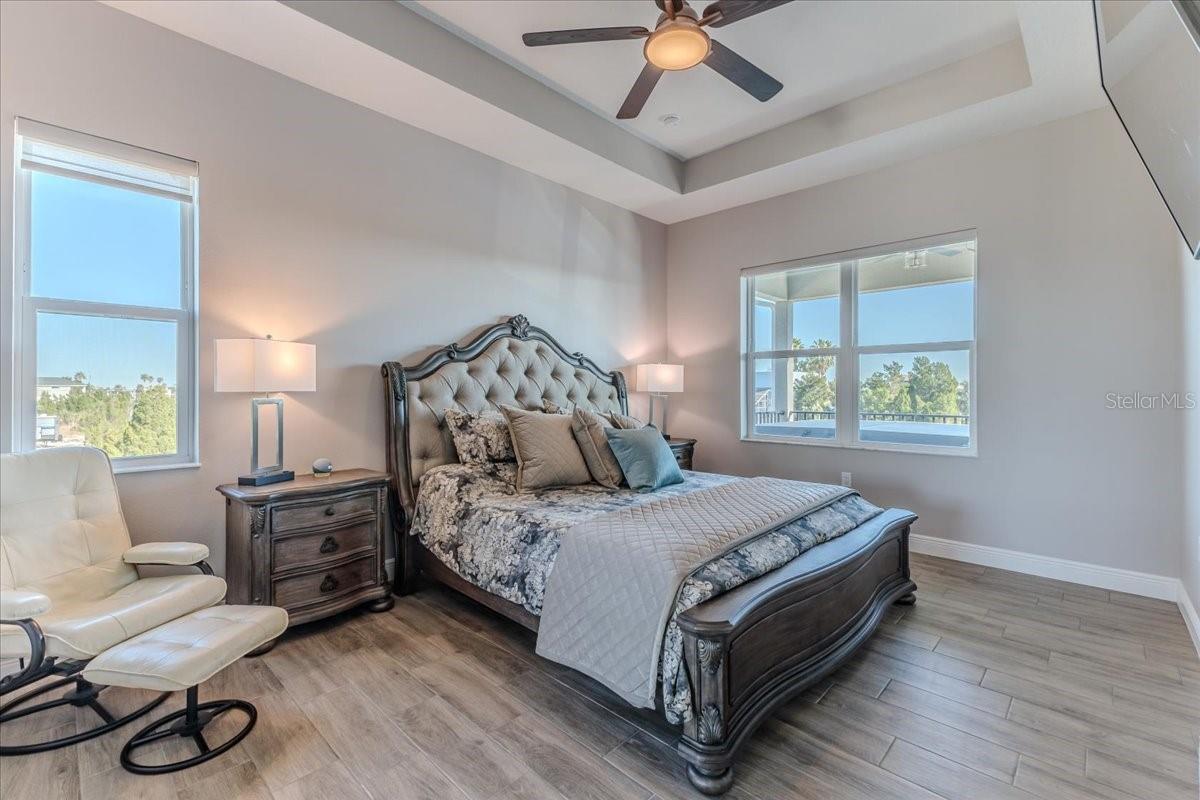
left=643, top=22, right=711, bottom=70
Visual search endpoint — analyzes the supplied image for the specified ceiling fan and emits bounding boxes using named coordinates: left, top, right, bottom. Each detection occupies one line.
left=522, top=0, right=793, bottom=120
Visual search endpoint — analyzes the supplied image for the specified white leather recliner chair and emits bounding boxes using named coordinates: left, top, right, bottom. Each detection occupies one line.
left=0, top=447, right=227, bottom=754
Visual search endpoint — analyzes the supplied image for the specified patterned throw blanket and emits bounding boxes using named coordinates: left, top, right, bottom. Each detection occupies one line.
left=536, top=477, right=860, bottom=710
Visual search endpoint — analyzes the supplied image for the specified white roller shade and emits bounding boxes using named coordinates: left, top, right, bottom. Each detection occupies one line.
left=17, top=118, right=196, bottom=201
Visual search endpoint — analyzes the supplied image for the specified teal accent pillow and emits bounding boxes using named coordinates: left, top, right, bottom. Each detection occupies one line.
left=605, top=427, right=684, bottom=492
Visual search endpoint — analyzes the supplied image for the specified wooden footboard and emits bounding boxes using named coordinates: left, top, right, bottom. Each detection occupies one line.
left=675, top=507, right=917, bottom=795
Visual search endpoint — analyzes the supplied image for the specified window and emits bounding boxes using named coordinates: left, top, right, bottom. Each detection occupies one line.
left=11, top=119, right=198, bottom=470
left=742, top=231, right=976, bottom=455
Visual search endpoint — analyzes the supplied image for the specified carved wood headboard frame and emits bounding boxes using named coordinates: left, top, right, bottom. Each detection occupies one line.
left=381, top=314, right=628, bottom=589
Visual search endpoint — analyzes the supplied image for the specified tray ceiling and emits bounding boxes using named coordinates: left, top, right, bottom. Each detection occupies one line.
left=411, top=0, right=1022, bottom=159
left=101, top=0, right=1107, bottom=223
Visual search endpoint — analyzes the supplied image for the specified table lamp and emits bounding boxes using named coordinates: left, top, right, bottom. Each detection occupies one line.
left=635, top=363, right=684, bottom=439
left=214, top=336, right=316, bottom=485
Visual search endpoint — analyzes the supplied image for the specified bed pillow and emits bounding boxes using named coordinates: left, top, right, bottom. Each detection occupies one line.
left=570, top=407, right=624, bottom=489
left=607, top=411, right=647, bottom=430
left=604, top=427, right=683, bottom=492
left=443, top=409, right=516, bottom=465
left=501, top=405, right=592, bottom=491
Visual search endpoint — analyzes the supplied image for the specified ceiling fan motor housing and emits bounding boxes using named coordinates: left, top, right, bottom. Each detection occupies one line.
left=645, top=4, right=711, bottom=71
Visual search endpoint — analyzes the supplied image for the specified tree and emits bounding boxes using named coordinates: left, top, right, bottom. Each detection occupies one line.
left=906, top=356, right=959, bottom=415
left=792, top=338, right=835, bottom=413
left=861, top=360, right=908, bottom=414
left=857, top=356, right=968, bottom=419
left=36, top=373, right=175, bottom=457
left=120, top=378, right=176, bottom=456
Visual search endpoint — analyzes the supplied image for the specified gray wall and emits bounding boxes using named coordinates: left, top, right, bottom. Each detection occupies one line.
left=0, top=0, right=668, bottom=574
left=666, top=109, right=1185, bottom=577
left=1183, top=237, right=1200, bottom=608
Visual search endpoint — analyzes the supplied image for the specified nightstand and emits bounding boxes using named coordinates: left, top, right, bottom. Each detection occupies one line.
left=217, top=469, right=394, bottom=633
left=667, top=437, right=696, bottom=470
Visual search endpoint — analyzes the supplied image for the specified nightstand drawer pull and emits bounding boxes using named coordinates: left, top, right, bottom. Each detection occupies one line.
left=318, top=536, right=339, bottom=554
left=324, top=506, right=336, bottom=516
left=319, top=574, right=339, bottom=593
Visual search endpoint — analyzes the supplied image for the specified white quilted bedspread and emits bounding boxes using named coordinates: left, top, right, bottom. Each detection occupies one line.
left=535, top=476, right=851, bottom=708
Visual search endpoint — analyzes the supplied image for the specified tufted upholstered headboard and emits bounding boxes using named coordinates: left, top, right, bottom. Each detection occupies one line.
left=381, top=315, right=628, bottom=527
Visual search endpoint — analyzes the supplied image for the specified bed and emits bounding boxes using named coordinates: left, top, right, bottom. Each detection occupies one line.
left=381, top=315, right=917, bottom=795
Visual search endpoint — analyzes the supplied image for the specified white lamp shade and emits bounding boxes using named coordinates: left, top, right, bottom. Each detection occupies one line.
left=635, top=363, right=684, bottom=393
left=214, top=338, right=316, bottom=393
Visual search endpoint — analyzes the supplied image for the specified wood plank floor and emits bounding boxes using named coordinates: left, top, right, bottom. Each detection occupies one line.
left=2, top=553, right=1197, bottom=800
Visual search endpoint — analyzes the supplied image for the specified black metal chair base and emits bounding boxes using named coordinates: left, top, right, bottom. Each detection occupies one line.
left=120, top=686, right=256, bottom=774
left=0, top=675, right=168, bottom=756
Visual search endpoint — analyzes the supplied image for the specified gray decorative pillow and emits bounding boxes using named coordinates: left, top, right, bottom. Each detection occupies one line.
left=570, top=407, right=624, bottom=489
left=501, top=405, right=592, bottom=491
left=443, top=409, right=516, bottom=465
left=607, top=411, right=646, bottom=430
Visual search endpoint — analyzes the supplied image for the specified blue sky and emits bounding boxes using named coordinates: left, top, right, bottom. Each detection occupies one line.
left=32, top=172, right=182, bottom=387
left=754, top=280, right=974, bottom=385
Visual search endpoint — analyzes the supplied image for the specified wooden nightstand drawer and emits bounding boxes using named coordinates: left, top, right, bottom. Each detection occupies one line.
left=272, top=491, right=376, bottom=533
left=272, top=519, right=377, bottom=574
left=272, top=554, right=378, bottom=612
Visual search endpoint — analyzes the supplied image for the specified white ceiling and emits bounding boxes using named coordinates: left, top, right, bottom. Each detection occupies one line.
left=411, top=0, right=1021, bottom=159
left=101, top=0, right=1108, bottom=224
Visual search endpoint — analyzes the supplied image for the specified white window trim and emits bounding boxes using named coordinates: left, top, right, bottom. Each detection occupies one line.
left=740, top=229, right=978, bottom=458
left=9, top=121, right=200, bottom=472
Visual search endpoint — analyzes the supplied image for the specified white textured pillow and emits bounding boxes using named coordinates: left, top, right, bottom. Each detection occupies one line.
left=501, top=406, right=592, bottom=491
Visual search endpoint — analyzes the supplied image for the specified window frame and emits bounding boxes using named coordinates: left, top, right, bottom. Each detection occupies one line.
left=740, top=230, right=978, bottom=457
left=10, top=122, right=200, bottom=472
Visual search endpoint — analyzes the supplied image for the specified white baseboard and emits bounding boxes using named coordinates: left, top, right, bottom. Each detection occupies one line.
left=909, top=533, right=1200, bottom=658
left=909, top=533, right=1179, bottom=601
left=1179, top=582, right=1200, bottom=658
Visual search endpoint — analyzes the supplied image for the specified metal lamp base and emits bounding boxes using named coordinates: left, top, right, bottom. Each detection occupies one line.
left=237, top=470, right=294, bottom=486
left=647, top=393, right=671, bottom=439
left=244, top=397, right=291, bottom=486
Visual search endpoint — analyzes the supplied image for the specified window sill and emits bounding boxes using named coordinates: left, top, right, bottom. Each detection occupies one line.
left=113, top=461, right=202, bottom=475
left=741, top=434, right=977, bottom=458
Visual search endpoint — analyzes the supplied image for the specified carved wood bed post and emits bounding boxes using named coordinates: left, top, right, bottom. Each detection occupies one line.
left=381, top=361, right=419, bottom=595
left=680, top=632, right=735, bottom=794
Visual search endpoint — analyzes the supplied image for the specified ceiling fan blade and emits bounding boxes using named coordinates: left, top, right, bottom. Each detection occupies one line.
left=701, top=0, right=794, bottom=28
left=522, top=27, right=649, bottom=47
left=617, top=63, right=664, bottom=119
left=703, top=40, right=782, bottom=101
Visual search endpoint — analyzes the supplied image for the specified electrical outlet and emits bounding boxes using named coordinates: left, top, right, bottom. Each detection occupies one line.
left=840, top=472, right=852, bottom=487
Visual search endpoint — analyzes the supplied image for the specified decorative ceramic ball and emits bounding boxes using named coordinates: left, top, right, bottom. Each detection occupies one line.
left=312, top=457, right=333, bottom=477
